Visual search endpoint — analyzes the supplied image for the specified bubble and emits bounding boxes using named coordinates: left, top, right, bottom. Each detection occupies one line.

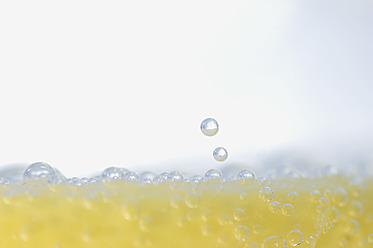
left=258, top=177, right=269, bottom=187
left=243, top=242, right=257, bottom=248
left=201, top=209, right=212, bottom=222
left=217, top=214, right=229, bottom=226
left=310, top=190, right=321, bottom=203
left=262, top=236, right=287, bottom=248
left=331, top=207, right=341, bottom=223
left=240, top=192, right=248, bottom=200
left=139, top=172, right=156, bottom=184
left=252, top=224, right=262, bottom=235
left=201, top=225, right=213, bottom=236
left=333, top=188, right=349, bottom=207
left=124, top=171, right=139, bottom=183
left=326, top=221, right=334, bottom=229
left=186, top=211, right=197, bottom=221
left=170, top=171, right=184, bottom=183
left=122, top=203, right=140, bottom=221
left=139, top=217, right=153, bottom=232
left=368, top=234, right=373, bottom=244
left=316, top=205, right=323, bottom=214
left=282, top=203, right=294, bottom=216
left=268, top=201, right=281, bottom=213
left=319, top=197, right=328, bottom=206
left=234, top=225, right=250, bottom=241
left=170, top=196, right=183, bottom=209
left=259, top=187, right=274, bottom=202
left=324, top=189, right=332, bottom=198
left=287, top=230, right=304, bottom=246
left=213, top=147, right=228, bottom=162
left=322, top=228, right=329, bottom=235
left=101, top=167, right=124, bottom=183
left=349, top=201, right=363, bottom=217
left=344, top=219, right=359, bottom=235
left=216, top=184, right=224, bottom=194
left=238, top=169, right=256, bottom=185
left=23, top=162, right=56, bottom=184
left=233, top=208, right=246, bottom=221
left=185, top=192, right=200, bottom=209
left=288, top=191, right=299, bottom=202
left=205, top=169, right=222, bottom=182
left=338, top=238, right=348, bottom=247
left=200, top=118, right=219, bottom=136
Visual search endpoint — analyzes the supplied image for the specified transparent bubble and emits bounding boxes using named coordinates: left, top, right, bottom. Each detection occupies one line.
left=216, top=184, right=224, bottom=194
left=217, top=214, right=229, bottom=226
left=331, top=207, right=341, bottom=223
left=201, top=225, right=213, bottom=236
left=205, top=169, right=222, bottom=182
left=139, top=217, right=153, bottom=232
left=288, top=191, right=299, bottom=202
left=319, top=197, right=328, bottom=206
left=268, top=201, right=281, bottom=213
left=262, top=236, right=287, bottom=248
left=326, top=221, right=334, bottom=229
left=170, top=196, right=183, bottom=209
left=344, top=219, right=359, bottom=235
left=185, top=192, right=200, bottom=209
left=310, top=190, right=321, bottom=203
left=282, top=203, right=294, bottom=216
left=333, top=188, right=349, bottom=207
left=23, top=162, right=56, bottom=184
left=338, top=238, right=348, bottom=247
left=124, top=171, right=139, bottom=183
left=348, top=201, right=363, bottom=217
left=213, top=147, right=228, bottom=162
left=201, top=209, right=212, bottom=222
left=233, top=208, right=246, bottom=221
left=234, top=225, right=250, bottom=241
left=238, top=169, right=256, bottom=185
left=316, top=205, right=323, bottom=214
left=287, top=230, right=303, bottom=246
left=324, top=189, right=332, bottom=198
left=170, top=171, right=184, bottom=183
left=259, top=187, right=274, bottom=202
left=252, top=224, right=262, bottom=235
left=368, top=234, right=373, bottom=244
left=322, top=228, right=329, bottom=235
left=139, top=171, right=156, bottom=184
left=200, top=118, right=219, bottom=136
left=101, top=167, right=124, bottom=183
left=122, top=203, right=140, bottom=221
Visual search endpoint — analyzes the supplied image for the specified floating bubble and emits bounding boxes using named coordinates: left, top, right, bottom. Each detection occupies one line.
left=310, top=190, right=321, bottom=203
left=205, top=169, right=222, bottom=182
left=213, top=147, right=228, bottom=162
left=288, top=191, right=299, bottom=202
left=252, top=224, right=262, bottom=235
left=326, top=221, right=334, bottom=229
left=324, top=189, right=332, bottom=198
left=243, top=242, right=257, bottom=248
left=262, top=236, right=287, bottom=248
left=282, top=203, right=294, bottom=216
left=319, top=197, right=328, bottom=206
left=333, top=188, right=349, bottom=207
left=101, top=167, right=124, bottom=184
left=316, top=205, right=323, bottom=214
left=259, top=187, right=274, bottom=202
left=331, top=207, right=341, bottom=223
left=139, top=217, right=153, bottom=232
left=344, top=219, right=359, bottom=235
left=234, top=225, right=250, bottom=241
left=170, top=196, right=183, bottom=209
left=348, top=201, right=363, bottom=217
left=200, top=118, right=219, bottom=136
left=233, top=208, right=246, bottom=221
left=170, top=171, right=184, bottom=183
left=238, top=169, right=256, bottom=185
left=201, top=225, right=213, bottom=236
left=240, top=192, right=248, bottom=200
left=23, top=162, right=56, bottom=184
left=368, top=234, right=373, bottom=244
left=217, top=214, right=229, bottom=226
left=287, top=230, right=303, bottom=246
left=201, top=209, right=212, bottom=222
left=122, top=203, right=140, bottom=221
left=185, top=192, right=200, bottom=209
left=269, top=201, right=281, bottom=213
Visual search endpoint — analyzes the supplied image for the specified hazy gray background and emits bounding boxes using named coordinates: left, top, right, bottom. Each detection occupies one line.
left=0, top=0, right=372, bottom=177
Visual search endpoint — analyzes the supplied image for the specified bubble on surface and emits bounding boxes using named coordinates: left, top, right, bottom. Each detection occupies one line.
left=268, top=201, right=281, bottom=213
left=200, top=118, right=219, bottom=136
left=238, top=169, right=256, bottom=185
left=333, top=188, right=349, bottom=207
left=262, top=236, right=287, bottom=248
left=170, top=171, right=184, bottom=183
left=205, top=169, right=222, bottom=182
left=23, top=162, right=56, bottom=184
left=234, top=225, right=250, bottom=241
left=233, top=208, right=246, bottom=221
left=122, top=203, right=140, bottom=221
left=213, top=147, right=228, bottom=162
left=139, top=171, right=156, bottom=184
left=288, top=191, right=299, bottom=202
left=287, top=230, right=303, bottom=246
left=201, top=209, right=212, bottom=222
left=310, top=190, right=321, bottom=203
left=185, top=192, right=200, bottom=209
left=102, top=167, right=124, bottom=183
left=259, top=187, right=274, bottom=202
left=124, top=171, right=139, bottom=183
left=344, top=219, right=359, bottom=235
left=282, top=203, right=294, bottom=216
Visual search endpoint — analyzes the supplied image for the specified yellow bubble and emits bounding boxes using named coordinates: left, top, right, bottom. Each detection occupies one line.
left=122, top=203, right=140, bottom=221
left=288, top=191, right=299, bottom=202
left=139, top=217, right=153, bottom=232
left=282, top=203, right=294, bottom=216
left=287, top=230, right=303, bottom=246
left=234, top=225, right=250, bottom=241
left=233, top=208, right=246, bottom=221
left=185, top=192, right=200, bottom=209
left=259, top=187, right=274, bottom=202
left=333, top=189, right=349, bottom=207
left=344, top=219, right=359, bottom=235
left=268, top=201, right=281, bottom=213
left=310, top=190, right=321, bottom=203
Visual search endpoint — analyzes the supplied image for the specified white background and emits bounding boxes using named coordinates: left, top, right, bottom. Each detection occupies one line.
left=0, top=0, right=372, bottom=177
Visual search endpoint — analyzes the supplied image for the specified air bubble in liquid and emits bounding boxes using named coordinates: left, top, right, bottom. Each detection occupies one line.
left=213, top=147, right=228, bottom=162
left=269, top=201, right=281, bottom=213
left=310, top=190, right=321, bottom=203
left=288, top=191, right=299, bottom=202
left=218, top=214, right=229, bottom=226
left=23, top=162, right=56, bottom=184
left=185, top=192, right=200, bottom=209
left=259, top=187, right=274, bottom=202
left=205, top=169, right=222, bottom=182
left=319, top=197, right=328, bottom=206
left=234, top=225, right=250, bottom=241
left=287, top=230, right=304, bottom=246
left=233, top=208, right=246, bottom=221
left=282, top=203, right=294, bottom=216
left=333, top=188, right=349, bottom=207
left=238, top=169, right=256, bottom=185
left=344, top=219, right=359, bottom=235
left=262, top=236, right=287, bottom=248
left=139, top=217, right=153, bottom=232
left=122, top=203, right=140, bottom=221
left=200, top=118, right=219, bottom=136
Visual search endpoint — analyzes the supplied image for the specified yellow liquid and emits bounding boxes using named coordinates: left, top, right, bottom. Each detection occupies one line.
left=1, top=175, right=372, bottom=248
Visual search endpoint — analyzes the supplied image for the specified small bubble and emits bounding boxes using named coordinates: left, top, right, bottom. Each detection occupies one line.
left=268, top=201, right=281, bottom=213
left=368, top=234, right=373, bottom=244
left=201, top=225, right=213, bottom=236
left=262, top=236, right=287, bottom=248
left=213, top=147, right=228, bottom=162
left=323, top=228, right=329, bottom=235
left=201, top=209, right=212, bottom=222
left=288, top=191, right=299, bottom=202
left=287, top=230, right=303, bottom=246
left=170, top=196, right=183, bottom=209
left=139, top=217, right=153, bottom=232
left=233, top=208, right=246, bottom=221
left=319, top=197, right=328, bottom=206
left=216, top=184, right=224, bottom=194
left=102, top=167, right=124, bottom=184
left=243, top=242, right=257, bottom=248
left=124, top=171, right=139, bottom=183
left=344, top=219, right=359, bottom=235
left=326, top=221, right=334, bottom=229
left=240, top=192, right=248, bottom=200
left=122, top=203, right=140, bottom=221
left=310, top=190, right=321, bottom=203
left=234, top=225, right=250, bottom=241
left=200, top=118, right=219, bottom=136
left=217, top=214, right=229, bottom=226
left=252, top=224, right=262, bottom=235
left=23, top=162, right=56, bottom=184
left=338, top=238, right=348, bottom=247
left=316, top=205, right=323, bottom=214
left=177, top=216, right=187, bottom=227
left=238, top=169, right=256, bottom=185
left=259, top=187, right=274, bottom=202
left=324, top=189, right=332, bottom=198
left=186, top=211, right=197, bottom=221
left=139, top=171, right=156, bottom=184
left=282, top=203, right=294, bottom=216
left=349, top=201, right=363, bottom=217
left=333, top=189, right=349, bottom=207
left=185, top=192, right=200, bottom=209
left=170, top=171, right=184, bottom=183
left=331, top=207, right=341, bottom=223
left=258, top=177, right=269, bottom=187
left=205, top=169, right=222, bottom=182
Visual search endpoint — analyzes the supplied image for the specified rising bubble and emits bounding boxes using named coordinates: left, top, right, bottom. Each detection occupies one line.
left=200, top=118, right=219, bottom=137
left=287, top=230, right=304, bottom=246
left=259, top=187, right=274, bottom=202
left=213, top=147, right=228, bottom=162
